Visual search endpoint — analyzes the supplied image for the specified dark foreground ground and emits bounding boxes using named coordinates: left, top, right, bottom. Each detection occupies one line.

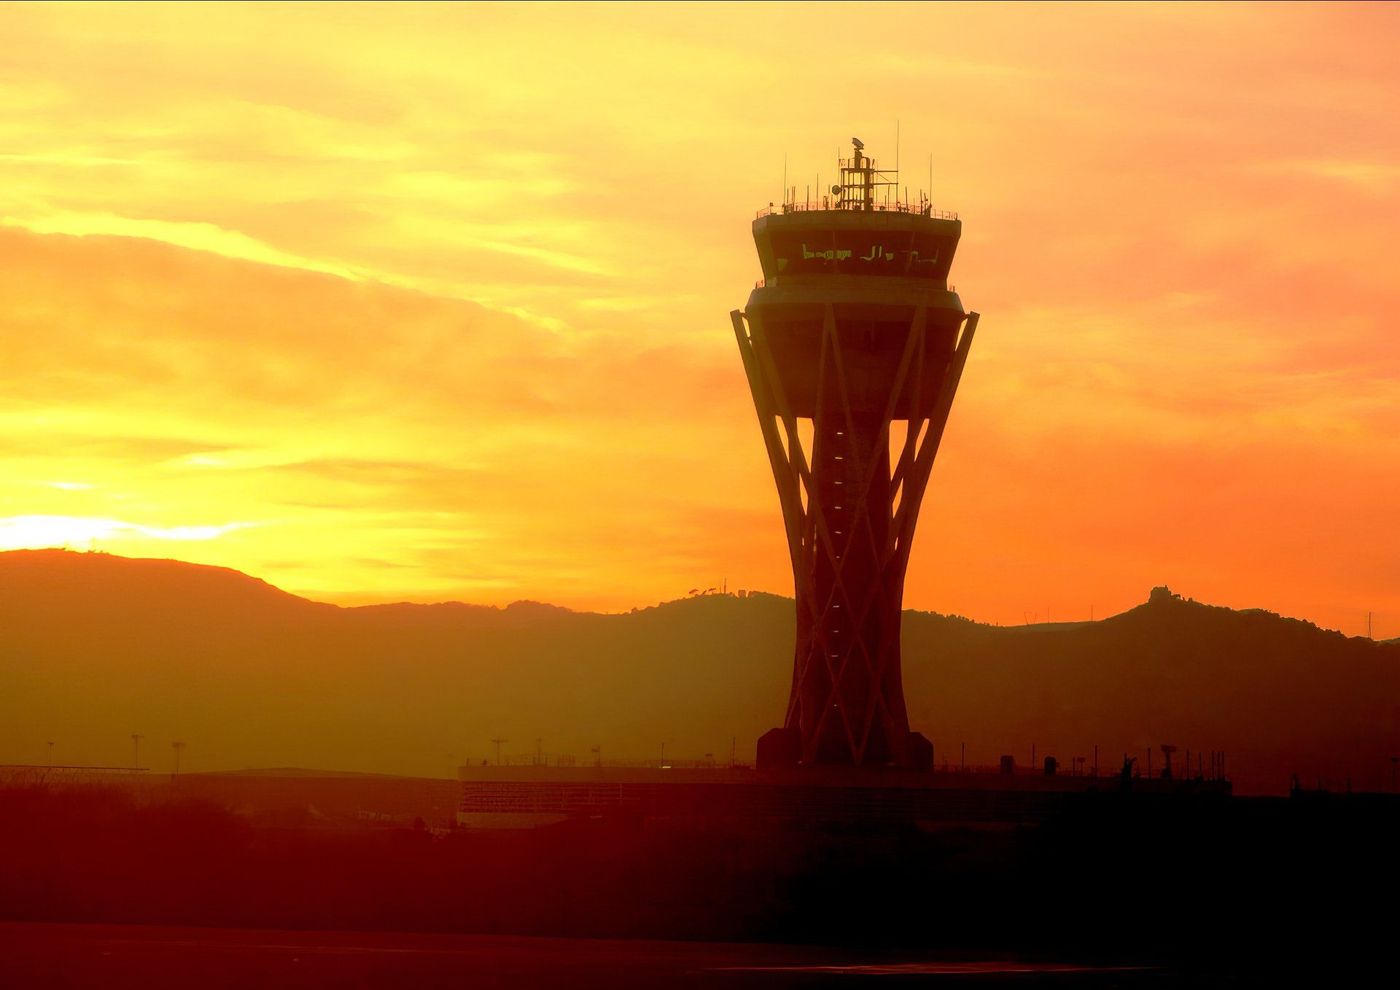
left=2, top=778, right=1396, bottom=985
left=0, top=923, right=1172, bottom=989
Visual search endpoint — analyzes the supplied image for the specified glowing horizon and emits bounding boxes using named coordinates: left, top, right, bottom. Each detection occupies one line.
left=2, top=2, right=1397, bottom=636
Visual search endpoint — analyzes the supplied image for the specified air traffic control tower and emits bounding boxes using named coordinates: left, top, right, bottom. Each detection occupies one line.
left=732, top=138, right=979, bottom=772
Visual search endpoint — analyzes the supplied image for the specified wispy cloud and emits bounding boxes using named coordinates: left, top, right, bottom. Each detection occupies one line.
left=0, top=515, right=255, bottom=549
left=1269, top=159, right=1400, bottom=194
left=0, top=1, right=1396, bottom=632
left=3, top=212, right=361, bottom=280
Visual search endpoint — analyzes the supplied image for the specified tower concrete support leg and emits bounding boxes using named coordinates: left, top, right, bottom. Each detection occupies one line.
left=733, top=308, right=978, bottom=769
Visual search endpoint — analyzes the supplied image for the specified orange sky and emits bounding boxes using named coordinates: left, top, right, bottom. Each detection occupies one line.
left=2, top=2, right=1397, bottom=636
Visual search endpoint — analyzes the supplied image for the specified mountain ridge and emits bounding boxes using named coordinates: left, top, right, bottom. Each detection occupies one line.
left=2, top=549, right=1395, bottom=794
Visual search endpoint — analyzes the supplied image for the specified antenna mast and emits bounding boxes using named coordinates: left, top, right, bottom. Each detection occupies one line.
left=835, top=137, right=899, bottom=211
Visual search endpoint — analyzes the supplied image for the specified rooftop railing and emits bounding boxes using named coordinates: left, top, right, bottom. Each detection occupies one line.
left=466, top=757, right=751, bottom=770
left=756, top=201, right=959, bottom=221
left=754, top=279, right=958, bottom=291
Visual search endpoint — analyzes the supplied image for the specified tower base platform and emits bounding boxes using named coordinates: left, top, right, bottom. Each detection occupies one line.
left=756, top=726, right=934, bottom=771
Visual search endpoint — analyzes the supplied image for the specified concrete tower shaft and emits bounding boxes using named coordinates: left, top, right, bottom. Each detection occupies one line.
left=732, top=145, right=978, bottom=769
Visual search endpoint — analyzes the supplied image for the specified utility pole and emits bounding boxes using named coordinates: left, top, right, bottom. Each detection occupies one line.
left=171, top=740, right=185, bottom=777
left=46, top=741, right=54, bottom=767
left=131, top=733, right=144, bottom=769
left=490, top=737, right=507, bottom=766
left=591, top=744, right=601, bottom=768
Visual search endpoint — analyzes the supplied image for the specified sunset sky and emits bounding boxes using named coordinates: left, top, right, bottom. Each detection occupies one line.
left=2, top=2, right=1397, bottom=636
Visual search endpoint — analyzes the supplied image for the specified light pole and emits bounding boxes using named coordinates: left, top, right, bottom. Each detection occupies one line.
left=46, top=741, right=54, bottom=767
left=131, top=733, right=144, bottom=769
left=172, top=740, right=185, bottom=777
left=490, top=737, right=506, bottom=766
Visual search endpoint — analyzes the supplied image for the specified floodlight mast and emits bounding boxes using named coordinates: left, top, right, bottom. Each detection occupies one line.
left=733, top=137, right=979, bottom=771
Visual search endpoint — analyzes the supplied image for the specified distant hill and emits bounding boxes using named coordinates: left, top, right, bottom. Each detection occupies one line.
left=2, top=550, right=1395, bottom=794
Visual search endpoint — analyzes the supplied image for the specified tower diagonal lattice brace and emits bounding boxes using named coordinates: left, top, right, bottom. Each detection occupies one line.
left=734, top=140, right=978, bottom=770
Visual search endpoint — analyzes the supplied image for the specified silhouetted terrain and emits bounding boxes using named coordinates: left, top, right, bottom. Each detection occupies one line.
left=1, top=780, right=1396, bottom=979
left=2, top=550, right=1396, bottom=793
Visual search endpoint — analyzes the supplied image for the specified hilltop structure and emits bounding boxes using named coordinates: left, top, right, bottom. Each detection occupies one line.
left=732, top=139, right=979, bottom=770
